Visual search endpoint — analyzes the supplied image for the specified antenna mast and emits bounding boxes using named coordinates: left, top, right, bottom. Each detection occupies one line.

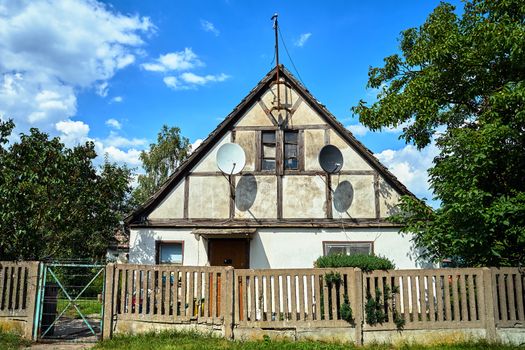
left=271, top=13, right=281, bottom=110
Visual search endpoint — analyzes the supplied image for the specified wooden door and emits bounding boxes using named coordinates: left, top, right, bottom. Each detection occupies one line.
left=208, top=239, right=249, bottom=269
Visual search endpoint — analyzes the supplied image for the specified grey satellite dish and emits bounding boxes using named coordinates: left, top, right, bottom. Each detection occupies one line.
left=216, top=143, right=246, bottom=175
left=319, top=144, right=343, bottom=173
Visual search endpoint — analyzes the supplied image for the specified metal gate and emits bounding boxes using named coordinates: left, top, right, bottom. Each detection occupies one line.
left=35, top=263, right=105, bottom=342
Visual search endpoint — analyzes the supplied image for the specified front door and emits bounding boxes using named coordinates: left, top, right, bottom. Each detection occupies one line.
left=208, top=239, right=249, bottom=269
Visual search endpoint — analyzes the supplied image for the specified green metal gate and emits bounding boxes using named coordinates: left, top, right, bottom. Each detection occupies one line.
left=34, top=263, right=105, bottom=342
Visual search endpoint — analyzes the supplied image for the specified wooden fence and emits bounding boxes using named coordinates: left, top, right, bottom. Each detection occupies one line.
left=0, top=262, right=523, bottom=343
left=0, top=261, right=39, bottom=338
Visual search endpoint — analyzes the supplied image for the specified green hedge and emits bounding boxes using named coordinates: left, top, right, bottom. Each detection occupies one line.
left=314, top=254, right=395, bottom=272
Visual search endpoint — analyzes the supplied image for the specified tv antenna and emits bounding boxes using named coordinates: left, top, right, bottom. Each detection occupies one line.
left=271, top=13, right=281, bottom=111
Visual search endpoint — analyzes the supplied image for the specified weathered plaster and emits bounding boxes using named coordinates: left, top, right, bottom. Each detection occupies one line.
left=235, top=131, right=256, bottom=171
left=191, top=132, right=232, bottom=172
left=148, top=180, right=185, bottom=219
left=235, top=103, right=274, bottom=127
left=188, top=176, right=230, bottom=218
left=379, top=178, right=402, bottom=218
left=290, top=101, right=325, bottom=126
left=331, top=175, right=375, bottom=218
left=261, top=84, right=299, bottom=110
left=235, top=175, right=277, bottom=219
left=304, top=129, right=325, bottom=171
left=330, top=132, right=373, bottom=171
left=282, top=175, right=326, bottom=218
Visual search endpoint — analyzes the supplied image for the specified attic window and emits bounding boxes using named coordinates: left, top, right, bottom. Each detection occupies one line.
left=261, top=131, right=276, bottom=171
left=323, top=242, right=373, bottom=256
left=284, top=131, right=299, bottom=170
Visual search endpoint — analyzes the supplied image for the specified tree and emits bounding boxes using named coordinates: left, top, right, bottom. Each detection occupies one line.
left=352, top=0, right=525, bottom=266
left=0, top=121, right=133, bottom=261
left=132, top=125, right=190, bottom=204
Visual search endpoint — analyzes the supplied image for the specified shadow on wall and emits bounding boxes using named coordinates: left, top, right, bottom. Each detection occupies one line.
left=379, top=180, right=401, bottom=216
left=235, top=174, right=257, bottom=211
left=129, top=229, right=156, bottom=264
left=250, top=233, right=271, bottom=269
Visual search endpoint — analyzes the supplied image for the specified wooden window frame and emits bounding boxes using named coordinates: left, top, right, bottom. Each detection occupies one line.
left=257, top=129, right=304, bottom=173
left=155, top=240, right=184, bottom=265
left=283, top=130, right=300, bottom=171
left=260, top=130, right=277, bottom=172
left=322, top=241, right=374, bottom=256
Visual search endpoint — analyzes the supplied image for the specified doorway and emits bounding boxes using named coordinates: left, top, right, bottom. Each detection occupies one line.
left=208, top=239, right=250, bottom=269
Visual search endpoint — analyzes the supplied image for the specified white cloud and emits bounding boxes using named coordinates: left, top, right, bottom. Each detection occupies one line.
left=346, top=120, right=410, bottom=137
left=164, top=72, right=230, bottom=90
left=200, top=19, right=220, bottom=36
left=55, top=119, right=90, bottom=146
left=0, top=0, right=154, bottom=131
left=101, top=145, right=142, bottom=166
left=141, top=48, right=203, bottom=72
left=96, top=82, right=109, bottom=97
left=295, top=33, right=312, bottom=47
left=111, top=96, right=123, bottom=103
left=347, top=124, right=369, bottom=136
left=105, top=118, right=122, bottom=129
left=190, top=139, right=203, bottom=153
left=375, top=143, right=439, bottom=203
left=103, top=131, right=146, bottom=148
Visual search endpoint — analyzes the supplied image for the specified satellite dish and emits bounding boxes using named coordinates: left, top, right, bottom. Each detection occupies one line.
left=319, top=144, right=344, bottom=173
left=216, top=143, right=246, bottom=175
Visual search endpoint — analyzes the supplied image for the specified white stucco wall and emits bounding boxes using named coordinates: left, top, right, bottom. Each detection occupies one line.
left=129, top=227, right=425, bottom=269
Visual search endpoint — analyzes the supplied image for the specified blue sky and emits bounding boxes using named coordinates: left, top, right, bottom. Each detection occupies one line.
left=0, top=0, right=463, bottom=204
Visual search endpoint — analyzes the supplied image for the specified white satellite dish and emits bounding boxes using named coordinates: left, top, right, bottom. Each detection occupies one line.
left=216, top=143, right=246, bottom=175
left=318, top=144, right=344, bottom=173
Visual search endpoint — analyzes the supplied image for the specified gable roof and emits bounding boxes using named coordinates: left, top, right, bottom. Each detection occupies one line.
left=126, top=65, right=417, bottom=225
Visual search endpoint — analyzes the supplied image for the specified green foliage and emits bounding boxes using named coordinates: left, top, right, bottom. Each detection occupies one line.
left=132, top=125, right=190, bottom=204
left=0, top=329, right=31, bottom=350
left=352, top=0, right=525, bottom=267
left=0, top=121, right=132, bottom=261
left=315, top=254, right=395, bottom=272
left=339, top=294, right=353, bottom=323
left=365, top=285, right=405, bottom=330
left=92, top=330, right=522, bottom=349
left=324, top=271, right=342, bottom=285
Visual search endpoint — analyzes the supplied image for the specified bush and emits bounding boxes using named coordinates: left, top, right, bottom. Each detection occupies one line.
left=314, top=254, right=395, bottom=272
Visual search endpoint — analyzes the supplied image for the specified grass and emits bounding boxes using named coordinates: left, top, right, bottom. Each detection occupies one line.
left=0, top=330, right=31, bottom=350
left=56, top=298, right=102, bottom=318
left=92, top=331, right=524, bottom=350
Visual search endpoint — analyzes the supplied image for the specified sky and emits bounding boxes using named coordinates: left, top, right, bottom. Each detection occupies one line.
left=0, top=0, right=464, bottom=205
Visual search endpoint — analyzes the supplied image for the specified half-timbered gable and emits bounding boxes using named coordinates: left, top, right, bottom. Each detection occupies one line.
left=127, top=66, right=420, bottom=269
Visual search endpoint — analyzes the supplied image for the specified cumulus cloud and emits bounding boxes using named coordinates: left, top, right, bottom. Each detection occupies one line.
left=163, top=72, right=230, bottom=90
left=103, top=131, right=146, bottom=148
left=141, top=48, right=203, bottom=72
left=190, top=139, right=203, bottom=153
left=99, top=145, right=142, bottom=166
left=111, top=96, right=123, bottom=103
left=295, top=33, right=312, bottom=47
left=200, top=19, right=220, bottom=36
left=55, top=119, right=90, bottom=146
left=0, top=0, right=153, bottom=132
left=375, top=143, right=439, bottom=203
left=347, top=124, right=369, bottom=136
left=143, top=48, right=230, bottom=90
left=346, top=121, right=410, bottom=137
left=105, top=118, right=122, bottom=129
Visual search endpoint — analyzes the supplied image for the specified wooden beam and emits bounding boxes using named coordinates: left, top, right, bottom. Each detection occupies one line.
left=374, top=173, right=381, bottom=219
left=183, top=176, right=190, bottom=219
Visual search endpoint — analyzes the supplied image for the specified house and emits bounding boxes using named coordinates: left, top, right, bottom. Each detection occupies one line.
left=126, top=65, right=424, bottom=269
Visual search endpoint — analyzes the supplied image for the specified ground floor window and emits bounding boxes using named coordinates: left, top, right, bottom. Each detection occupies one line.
left=323, top=241, right=373, bottom=256
left=156, top=241, right=184, bottom=264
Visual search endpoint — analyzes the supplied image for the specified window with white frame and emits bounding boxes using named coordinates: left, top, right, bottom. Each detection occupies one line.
left=156, top=241, right=183, bottom=264
left=323, top=242, right=373, bottom=256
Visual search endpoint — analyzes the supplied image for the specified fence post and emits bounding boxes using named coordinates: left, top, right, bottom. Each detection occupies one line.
left=353, top=268, right=363, bottom=346
left=25, top=261, right=40, bottom=340
left=102, top=263, right=115, bottom=340
left=222, top=266, right=235, bottom=339
left=482, top=267, right=497, bottom=342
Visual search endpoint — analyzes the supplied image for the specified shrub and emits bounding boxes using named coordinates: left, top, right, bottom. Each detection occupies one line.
left=314, top=254, right=395, bottom=272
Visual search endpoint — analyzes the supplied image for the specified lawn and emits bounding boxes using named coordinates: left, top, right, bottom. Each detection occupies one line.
left=92, top=331, right=524, bottom=350
left=56, top=298, right=103, bottom=318
left=0, top=330, right=31, bottom=350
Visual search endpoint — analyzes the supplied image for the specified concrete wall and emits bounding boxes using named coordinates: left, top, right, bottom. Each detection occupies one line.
left=129, top=227, right=421, bottom=269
